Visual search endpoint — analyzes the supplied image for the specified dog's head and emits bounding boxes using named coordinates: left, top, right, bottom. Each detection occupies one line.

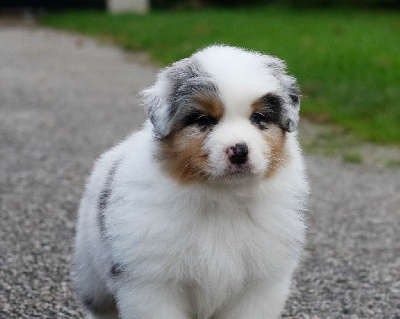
left=142, top=45, right=301, bottom=184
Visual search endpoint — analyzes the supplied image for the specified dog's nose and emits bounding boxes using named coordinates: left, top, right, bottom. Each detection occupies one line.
left=227, top=143, right=248, bottom=164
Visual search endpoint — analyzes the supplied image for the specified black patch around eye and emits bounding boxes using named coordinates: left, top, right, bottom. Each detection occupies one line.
left=196, top=115, right=218, bottom=128
left=183, top=111, right=204, bottom=126
left=262, top=93, right=283, bottom=109
left=260, top=93, right=284, bottom=123
left=183, top=112, right=217, bottom=129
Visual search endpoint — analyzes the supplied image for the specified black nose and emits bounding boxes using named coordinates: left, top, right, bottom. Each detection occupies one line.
left=227, top=143, right=248, bottom=164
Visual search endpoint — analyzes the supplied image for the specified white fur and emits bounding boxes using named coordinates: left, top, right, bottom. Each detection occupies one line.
left=73, top=45, right=308, bottom=319
left=194, top=46, right=281, bottom=117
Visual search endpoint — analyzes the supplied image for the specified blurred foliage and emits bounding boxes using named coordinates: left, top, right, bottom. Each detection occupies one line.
left=151, top=0, right=264, bottom=9
left=283, top=0, right=400, bottom=7
left=42, top=8, right=400, bottom=145
left=151, top=0, right=400, bottom=9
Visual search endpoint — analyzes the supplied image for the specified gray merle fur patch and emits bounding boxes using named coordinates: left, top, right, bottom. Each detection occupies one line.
left=143, top=57, right=219, bottom=138
left=98, top=159, right=121, bottom=236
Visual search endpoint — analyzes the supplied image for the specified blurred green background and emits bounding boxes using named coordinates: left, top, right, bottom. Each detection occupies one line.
left=40, top=0, right=400, bottom=145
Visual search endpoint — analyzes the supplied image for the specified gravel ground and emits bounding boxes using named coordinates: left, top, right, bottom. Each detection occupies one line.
left=0, top=27, right=399, bottom=319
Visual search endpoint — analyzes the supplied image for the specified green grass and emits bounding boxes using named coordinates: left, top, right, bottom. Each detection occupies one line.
left=386, top=160, right=400, bottom=168
left=41, top=7, right=400, bottom=145
left=343, top=152, right=363, bottom=163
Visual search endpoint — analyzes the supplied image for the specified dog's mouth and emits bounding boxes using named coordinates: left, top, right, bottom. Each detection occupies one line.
left=222, top=163, right=254, bottom=178
left=205, top=165, right=260, bottom=186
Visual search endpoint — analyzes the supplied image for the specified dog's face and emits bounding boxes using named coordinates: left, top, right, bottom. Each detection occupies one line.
left=142, top=45, right=301, bottom=184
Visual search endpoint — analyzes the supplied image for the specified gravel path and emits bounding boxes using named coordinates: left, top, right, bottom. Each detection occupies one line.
left=1, top=27, right=399, bottom=319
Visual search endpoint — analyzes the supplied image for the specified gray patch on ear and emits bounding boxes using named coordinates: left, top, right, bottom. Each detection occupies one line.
left=263, top=56, right=301, bottom=132
left=141, top=85, right=168, bottom=138
left=141, top=57, right=218, bottom=138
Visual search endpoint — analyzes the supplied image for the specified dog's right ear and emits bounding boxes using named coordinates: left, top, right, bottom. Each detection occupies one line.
left=141, top=57, right=216, bottom=139
left=141, top=75, right=172, bottom=139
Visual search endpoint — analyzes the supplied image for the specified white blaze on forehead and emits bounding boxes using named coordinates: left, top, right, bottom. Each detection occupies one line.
left=194, top=45, right=280, bottom=117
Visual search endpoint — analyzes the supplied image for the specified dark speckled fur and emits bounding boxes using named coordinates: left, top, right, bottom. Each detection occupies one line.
left=98, top=159, right=121, bottom=236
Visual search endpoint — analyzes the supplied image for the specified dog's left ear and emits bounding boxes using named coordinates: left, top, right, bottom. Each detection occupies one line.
left=280, top=74, right=301, bottom=132
left=263, top=56, right=301, bottom=133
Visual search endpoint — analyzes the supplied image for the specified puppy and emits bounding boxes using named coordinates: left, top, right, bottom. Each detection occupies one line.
left=73, top=45, right=308, bottom=319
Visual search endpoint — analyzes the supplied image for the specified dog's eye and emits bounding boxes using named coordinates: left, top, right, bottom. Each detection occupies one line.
left=195, top=115, right=218, bottom=128
left=183, top=113, right=217, bottom=129
left=250, top=112, right=264, bottom=124
left=250, top=112, right=269, bottom=130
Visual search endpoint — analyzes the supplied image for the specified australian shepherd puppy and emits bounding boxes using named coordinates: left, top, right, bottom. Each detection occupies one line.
left=73, top=45, right=308, bottom=319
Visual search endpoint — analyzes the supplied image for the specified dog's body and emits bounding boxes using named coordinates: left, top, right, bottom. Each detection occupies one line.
left=73, top=45, right=308, bottom=319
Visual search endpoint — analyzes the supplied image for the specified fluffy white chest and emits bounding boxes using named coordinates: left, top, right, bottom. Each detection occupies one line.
left=109, top=188, right=302, bottom=315
left=171, top=199, right=300, bottom=316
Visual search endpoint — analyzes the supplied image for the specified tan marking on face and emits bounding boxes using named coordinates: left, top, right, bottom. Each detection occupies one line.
left=158, top=94, right=225, bottom=184
left=250, top=97, right=273, bottom=131
left=250, top=96, right=288, bottom=177
left=158, top=127, right=211, bottom=184
left=262, top=125, right=288, bottom=178
left=250, top=97, right=263, bottom=114
left=194, top=96, right=224, bottom=120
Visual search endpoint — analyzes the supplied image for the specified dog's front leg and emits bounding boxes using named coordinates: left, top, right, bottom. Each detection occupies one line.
left=216, top=277, right=292, bottom=319
left=116, top=281, right=190, bottom=319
